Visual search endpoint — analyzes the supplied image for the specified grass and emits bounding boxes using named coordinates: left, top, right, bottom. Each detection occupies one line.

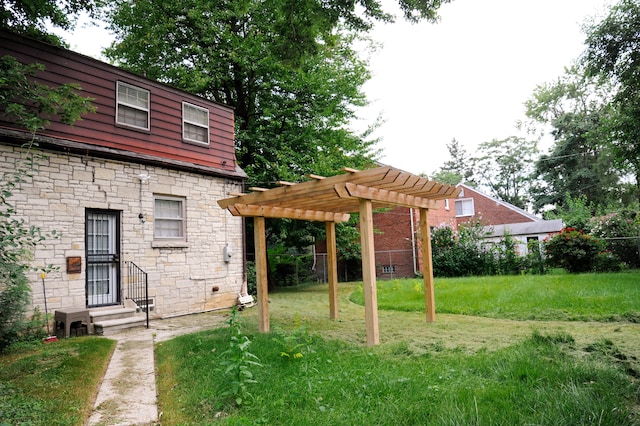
left=156, top=323, right=638, bottom=425
left=155, top=272, right=640, bottom=425
left=2, top=272, right=639, bottom=424
left=0, top=336, right=115, bottom=425
left=350, top=271, right=640, bottom=322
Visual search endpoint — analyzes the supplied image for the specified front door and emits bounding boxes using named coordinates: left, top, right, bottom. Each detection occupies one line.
left=86, top=210, right=120, bottom=307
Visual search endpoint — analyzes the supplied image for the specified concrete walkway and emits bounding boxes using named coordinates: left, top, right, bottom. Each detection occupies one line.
left=86, top=311, right=229, bottom=426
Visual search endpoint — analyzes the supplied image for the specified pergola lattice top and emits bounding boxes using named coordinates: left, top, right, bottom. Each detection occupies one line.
left=218, top=166, right=461, bottom=346
left=218, top=166, right=461, bottom=221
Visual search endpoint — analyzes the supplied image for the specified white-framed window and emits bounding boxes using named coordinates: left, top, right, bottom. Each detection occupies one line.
left=382, top=265, right=396, bottom=274
left=116, top=81, right=150, bottom=130
left=444, top=199, right=450, bottom=210
left=154, top=195, right=185, bottom=240
left=182, top=102, right=209, bottom=145
left=455, top=198, right=474, bottom=217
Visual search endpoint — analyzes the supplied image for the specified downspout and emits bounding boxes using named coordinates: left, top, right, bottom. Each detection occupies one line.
left=410, top=208, right=417, bottom=275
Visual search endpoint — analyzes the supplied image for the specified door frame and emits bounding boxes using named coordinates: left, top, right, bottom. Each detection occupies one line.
left=85, top=209, right=121, bottom=307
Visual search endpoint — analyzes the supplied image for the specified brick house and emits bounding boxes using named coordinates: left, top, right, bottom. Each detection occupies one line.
left=454, top=184, right=563, bottom=255
left=0, top=31, right=247, bottom=331
left=324, top=183, right=562, bottom=279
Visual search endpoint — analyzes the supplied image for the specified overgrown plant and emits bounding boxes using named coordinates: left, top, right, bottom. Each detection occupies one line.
left=0, top=55, right=94, bottom=351
left=219, top=307, right=262, bottom=406
left=0, top=143, right=56, bottom=351
left=272, top=314, right=312, bottom=360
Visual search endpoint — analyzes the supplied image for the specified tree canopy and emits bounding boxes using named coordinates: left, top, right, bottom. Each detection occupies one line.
left=525, top=65, right=619, bottom=213
left=583, top=0, right=640, bottom=202
left=473, top=136, right=538, bottom=210
left=0, top=0, right=104, bottom=45
left=104, top=0, right=452, bottom=188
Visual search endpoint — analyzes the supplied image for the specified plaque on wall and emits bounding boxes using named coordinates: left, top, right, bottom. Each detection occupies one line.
left=66, top=256, right=81, bottom=273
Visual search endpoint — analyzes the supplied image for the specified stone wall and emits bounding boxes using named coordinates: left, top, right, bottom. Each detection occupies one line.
left=1, top=143, right=245, bottom=318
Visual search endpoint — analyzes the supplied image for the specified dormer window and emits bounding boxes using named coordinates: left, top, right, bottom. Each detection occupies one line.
left=182, top=102, right=209, bottom=145
left=116, top=82, right=150, bottom=130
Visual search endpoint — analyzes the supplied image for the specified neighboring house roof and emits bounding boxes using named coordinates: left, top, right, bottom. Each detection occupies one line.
left=457, top=183, right=541, bottom=222
left=485, top=219, right=564, bottom=238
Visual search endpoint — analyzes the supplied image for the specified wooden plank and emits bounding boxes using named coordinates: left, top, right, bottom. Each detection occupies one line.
left=224, top=204, right=350, bottom=222
left=217, top=166, right=394, bottom=209
left=359, top=199, right=380, bottom=346
left=420, top=209, right=436, bottom=322
left=254, top=216, right=270, bottom=332
left=326, top=222, right=339, bottom=320
left=341, top=167, right=359, bottom=173
left=340, top=183, right=438, bottom=210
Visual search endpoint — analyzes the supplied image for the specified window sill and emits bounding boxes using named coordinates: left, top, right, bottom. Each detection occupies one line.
left=152, top=240, right=189, bottom=249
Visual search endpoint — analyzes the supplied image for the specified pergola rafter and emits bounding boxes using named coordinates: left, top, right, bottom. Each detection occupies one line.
left=218, top=166, right=461, bottom=346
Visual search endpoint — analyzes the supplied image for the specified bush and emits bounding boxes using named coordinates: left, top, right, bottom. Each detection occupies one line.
left=431, top=222, right=496, bottom=277
left=494, top=233, right=523, bottom=275
left=544, top=228, right=603, bottom=273
left=589, top=210, right=640, bottom=268
left=593, top=251, right=623, bottom=273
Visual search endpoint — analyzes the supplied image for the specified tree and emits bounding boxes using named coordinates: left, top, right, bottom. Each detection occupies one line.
left=583, top=0, right=640, bottom=203
left=1, top=0, right=104, bottom=45
left=104, top=0, right=451, bottom=256
left=430, top=138, right=475, bottom=185
left=524, top=65, right=620, bottom=213
left=1, top=0, right=97, bottom=349
left=473, top=136, right=538, bottom=210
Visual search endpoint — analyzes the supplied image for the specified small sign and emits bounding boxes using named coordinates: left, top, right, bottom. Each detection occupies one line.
left=66, top=256, right=81, bottom=273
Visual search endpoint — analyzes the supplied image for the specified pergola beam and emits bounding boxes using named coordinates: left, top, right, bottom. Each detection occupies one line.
left=227, top=204, right=350, bottom=222
left=336, top=182, right=439, bottom=210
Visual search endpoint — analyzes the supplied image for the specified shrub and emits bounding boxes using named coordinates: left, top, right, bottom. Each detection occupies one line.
left=431, top=222, right=496, bottom=277
left=544, top=228, right=603, bottom=273
left=589, top=210, right=640, bottom=268
left=494, top=233, right=523, bottom=275
left=593, top=251, right=623, bottom=273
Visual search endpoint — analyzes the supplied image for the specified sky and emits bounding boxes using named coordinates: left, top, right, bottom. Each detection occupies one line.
left=355, top=0, right=611, bottom=175
left=61, top=0, right=612, bottom=176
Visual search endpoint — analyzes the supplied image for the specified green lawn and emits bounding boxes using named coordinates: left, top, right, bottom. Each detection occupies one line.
left=0, top=337, right=115, bottom=426
left=350, top=271, right=640, bottom=321
left=2, top=271, right=639, bottom=425
left=155, top=271, right=640, bottom=425
left=156, top=326, right=638, bottom=425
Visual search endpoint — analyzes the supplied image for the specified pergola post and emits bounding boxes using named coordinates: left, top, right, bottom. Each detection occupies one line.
left=254, top=216, right=269, bottom=332
left=359, top=199, right=380, bottom=346
left=326, top=221, right=339, bottom=320
left=218, top=166, right=461, bottom=343
left=420, top=208, right=436, bottom=322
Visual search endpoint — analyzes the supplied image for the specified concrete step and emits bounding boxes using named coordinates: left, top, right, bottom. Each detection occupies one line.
left=93, top=316, right=147, bottom=336
left=90, top=307, right=137, bottom=322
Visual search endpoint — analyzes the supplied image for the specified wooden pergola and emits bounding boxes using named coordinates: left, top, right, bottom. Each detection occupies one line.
left=218, top=166, right=461, bottom=346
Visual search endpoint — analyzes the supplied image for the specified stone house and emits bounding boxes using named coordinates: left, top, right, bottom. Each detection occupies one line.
left=0, top=31, right=247, bottom=332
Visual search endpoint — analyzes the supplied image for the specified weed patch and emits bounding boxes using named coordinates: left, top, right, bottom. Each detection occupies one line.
left=156, top=329, right=638, bottom=425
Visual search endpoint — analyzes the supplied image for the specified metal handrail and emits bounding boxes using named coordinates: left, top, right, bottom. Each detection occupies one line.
left=125, top=261, right=149, bottom=329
